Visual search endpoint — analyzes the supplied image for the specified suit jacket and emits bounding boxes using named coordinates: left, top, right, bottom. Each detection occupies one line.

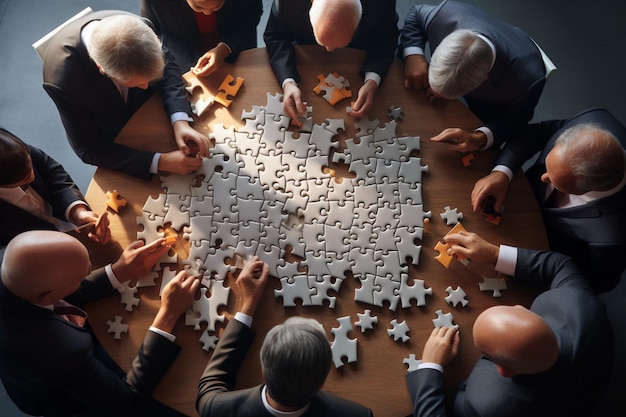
left=263, top=0, right=399, bottom=86
left=140, top=0, right=263, bottom=70
left=0, top=144, right=84, bottom=257
left=495, top=107, right=626, bottom=292
left=0, top=270, right=181, bottom=417
left=399, top=0, right=548, bottom=146
left=42, top=10, right=192, bottom=180
left=406, top=249, right=613, bottom=417
left=197, top=319, right=373, bottom=417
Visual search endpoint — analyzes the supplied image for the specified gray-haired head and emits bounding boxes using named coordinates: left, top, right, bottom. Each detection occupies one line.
left=429, top=30, right=493, bottom=99
left=260, top=316, right=332, bottom=408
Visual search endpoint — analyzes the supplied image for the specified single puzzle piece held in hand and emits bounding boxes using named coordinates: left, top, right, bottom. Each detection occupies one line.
left=105, top=190, right=127, bottom=213
left=479, top=275, right=508, bottom=297
left=106, top=315, right=128, bottom=340
left=434, top=222, right=469, bottom=268
left=440, top=206, right=464, bottom=226
left=445, top=285, right=469, bottom=307
left=388, top=319, right=410, bottom=342
left=330, top=316, right=358, bottom=368
left=432, top=309, right=459, bottom=329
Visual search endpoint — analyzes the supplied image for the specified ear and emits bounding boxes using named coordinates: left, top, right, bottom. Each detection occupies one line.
left=496, top=364, right=516, bottom=378
left=95, top=63, right=105, bottom=76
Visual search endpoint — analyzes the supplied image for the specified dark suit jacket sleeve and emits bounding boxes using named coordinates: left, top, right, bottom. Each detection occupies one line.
left=197, top=318, right=256, bottom=415
left=513, top=248, right=593, bottom=291
left=263, top=0, right=300, bottom=85
left=355, top=0, right=398, bottom=83
left=219, top=0, right=263, bottom=63
left=398, top=4, right=438, bottom=59
left=494, top=119, right=567, bottom=172
left=406, top=367, right=449, bottom=417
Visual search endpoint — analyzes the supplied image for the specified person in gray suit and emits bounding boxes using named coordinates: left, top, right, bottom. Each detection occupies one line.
left=140, top=0, right=263, bottom=75
left=42, top=10, right=210, bottom=180
left=399, top=0, right=554, bottom=152
left=196, top=256, right=373, bottom=417
left=471, top=108, right=626, bottom=292
left=407, top=232, right=613, bottom=417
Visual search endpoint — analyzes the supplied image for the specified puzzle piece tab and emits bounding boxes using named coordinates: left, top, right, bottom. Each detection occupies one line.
left=105, top=190, right=127, bottom=213
left=106, top=315, right=128, bottom=340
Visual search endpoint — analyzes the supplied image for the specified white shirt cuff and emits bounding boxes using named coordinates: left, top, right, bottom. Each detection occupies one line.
left=217, top=41, right=232, bottom=54
left=475, top=126, right=494, bottom=150
left=364, top=72, right=381, bottom=87
left=149, top=326, right=176, bottom=342
left=104, top=264, right=125, bottom=293
left=492, top=165, right=514, bottom=182
left=403, top=48, right=425, bottom=59
left=495, top=245, right=517, bottom=276
left=234, top=312, right=253, bottom=328
left=417, top=362, right=444, bottom=373
left=282, top=77, right=297, bottom=90
left=170, top=111, right=193, bottom=124
left=150, top=153, right=161, bottom=174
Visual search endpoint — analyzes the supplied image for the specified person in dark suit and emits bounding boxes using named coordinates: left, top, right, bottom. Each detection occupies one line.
left=0, top=230, right=200, bottom=417
left=263, top=0, right=398, bottom=122
left=42, top=10, right=210, bottom=180
left=0, top=127, right=109, bottom=257
left=406, top=231, right=614, bottom=417
left=196, top=256, right=373, bottom=417
left=399, top=0, right=554, bottom=152
left=471, top=108, right=626, bottom=292
left=140, top=0, right=263, bottom=76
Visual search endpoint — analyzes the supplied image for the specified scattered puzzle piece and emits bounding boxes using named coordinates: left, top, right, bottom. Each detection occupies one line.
left=106, top=315, right=128, bottom=340
left=461, top=153, right=475, bottom=167
left=199, top=332, right=219, bottom=351
left=432, top=309, right=459, bottom=329
left=355, top=309, right=378, bottom=333
left=215, top=74, right=244, bottom=107
left=120, top=281, right=140, bottom=312
left=105, top=190, right=127, bottom=213
left=403, top=354, right=423, bottom=372
left=387, top=105, right=404, bottom=121
left=445, top=285, right=469, bottom=307
left=313, top=72, right=352, bottom=105
left=440, top=206, right=463, bottom=226
left=388, top=319, right=410, bottom=342
left=479, top=275, right=508, bottom=297
left=331, top=316, right=358, bottom=368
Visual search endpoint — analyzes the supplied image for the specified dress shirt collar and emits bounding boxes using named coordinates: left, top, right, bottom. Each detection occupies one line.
left=261, top=385, right=309, bottom=417
left=0, top=186, right=26, bottom=204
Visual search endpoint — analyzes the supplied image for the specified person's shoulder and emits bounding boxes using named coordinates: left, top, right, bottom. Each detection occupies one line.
left=310, top=391, right=372, bottom=416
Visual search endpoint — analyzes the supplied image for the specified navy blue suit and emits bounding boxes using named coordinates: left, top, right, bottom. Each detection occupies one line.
left=399, top=0, right=548, bottom=146
left=42, top=10, right=192, bottom=180
left=140, top=0, right=263, bottom=70
left=406, top=249, right=613, bottom=417
left=496, top=108, right=626, bottom=292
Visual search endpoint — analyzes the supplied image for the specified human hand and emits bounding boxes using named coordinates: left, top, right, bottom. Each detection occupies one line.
left=404, top=54, right=429, bottom=90
left=347, top=79, right=377, bottom=119
left=422, top=327, right=460, bottom=366
left=443, top=231, right=500, bottom=265
left=111, top=238, right=173, bottom=283
left=191, top=44, right=230, bottom=77
left=158, top=150, right=204, bottom=175
left=430, top=128, right=487, bottom=153
left=152, top=270, right=201, bottom=333
left=232, top=256, right=269, bottom=316
left=283, top=81, right=307, bottom=127
left=70, top=206, right=111, bottom=245
left=173, top=120, right=210, bottom=158
left=471, top=171, right=510, bottom=213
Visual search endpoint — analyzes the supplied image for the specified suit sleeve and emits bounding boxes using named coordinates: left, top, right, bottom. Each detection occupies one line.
left=493, top=118, right=568, bottom=171
left=263, top=0, right=300, bottom=85
left=197, top=319, right=256, bottom=415
left=406, top=368, right=449, bottom=417
left=220, top=0, right=263, bottom=63
left=155, top=37, right=193, bottom=118
left=357, top=1, right=398, bottom=83
left=513, top=248, right=593, bottom=291
left=398, top=4, right=437, bottom=59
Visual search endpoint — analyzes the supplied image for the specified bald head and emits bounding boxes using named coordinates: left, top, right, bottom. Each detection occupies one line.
left=473, top=305, right=559, bottom=376
left=544, top=124, right=625, bottom=194
left=1, top=231, right=91, bottom=305
left=310, top=0, right=362, bottom=51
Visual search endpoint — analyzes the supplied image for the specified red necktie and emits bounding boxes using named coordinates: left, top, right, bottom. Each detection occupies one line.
left=54, top=300, right=88, bottom=327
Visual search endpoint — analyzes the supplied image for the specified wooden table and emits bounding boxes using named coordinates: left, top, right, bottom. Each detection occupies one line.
left=84, top=46, right=548, bottom=417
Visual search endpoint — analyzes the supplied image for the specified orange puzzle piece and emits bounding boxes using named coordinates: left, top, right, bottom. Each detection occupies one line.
left=214, top=74, right=244, bottom=107
left=462, top=153, right=475, bottom=167
left=434, top=222, right=468, bottom=268
left=105, top=190, right=127, bottom=213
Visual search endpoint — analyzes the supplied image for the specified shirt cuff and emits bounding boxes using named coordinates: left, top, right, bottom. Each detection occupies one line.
left=104, top=264, right=125, bottom=293
left=149, top=326, right=176, bottom=342
left=234, top=312, right=253, bottom=328
left=170, top=111, right=193, bottom=124
left=217, top=41, right=232, bottom=54
left=64, top=200, right=89, bottom=224
left=492, top=165, right=514, bottom=182
left=417, top=362, right=444, bottom=373
left=282, top=77, right=297, bottom=90
left=364, top=72, right=381, bottom=87
left=403, top=48, right=425, bottom=59
left=150, top=153, right=161, bottom=174
left=475, top=126, right=494, bottom=150
left=495, top=245, right=517, bottom=276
